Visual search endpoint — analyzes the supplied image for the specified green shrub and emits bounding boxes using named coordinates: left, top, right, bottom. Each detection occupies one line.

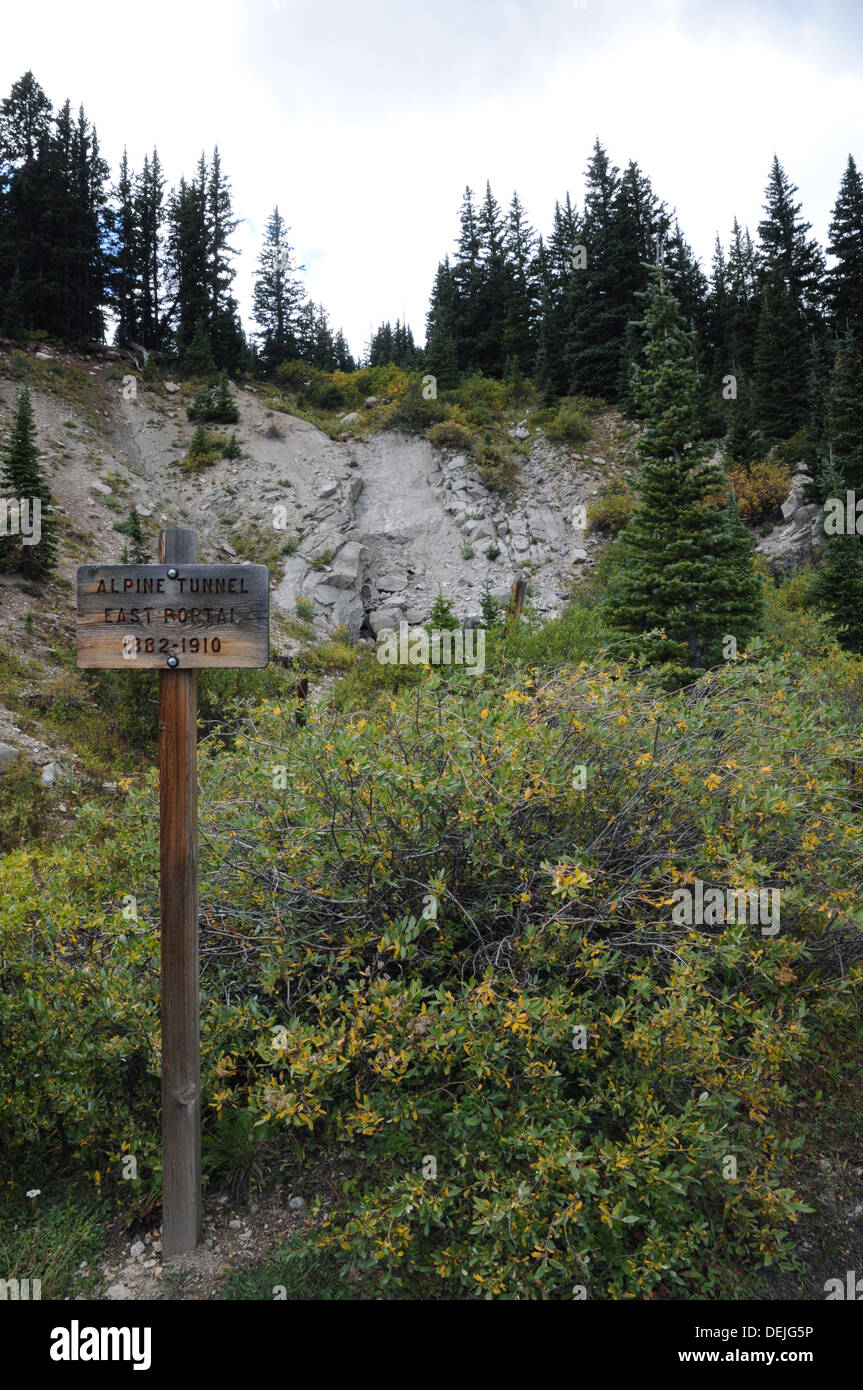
left=187, top=373, right=239, bottom=425
left=728, top=459, right=791, bottom=526
left=382, top=383, right=447, bottom=433
left=587, top=484, right=638, bottom=536
left=544, top=399, right=592, bottom=444
left=2, top=615, right=861, bottom=1300
left=296, top=596, right=315, bottom=622
left=425, top=421, right=475, bottom=453
left=0, top=759, right=51, bottom=851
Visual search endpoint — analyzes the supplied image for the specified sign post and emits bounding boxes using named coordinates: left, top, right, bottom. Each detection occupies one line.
left=76, top=528, right=269, bottom=1255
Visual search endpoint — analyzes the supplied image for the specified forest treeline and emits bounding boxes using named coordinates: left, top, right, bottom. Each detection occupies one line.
left=1, top=68, right=862, bottom=477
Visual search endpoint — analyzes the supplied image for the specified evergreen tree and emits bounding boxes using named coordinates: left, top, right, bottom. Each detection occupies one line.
left=368, top=318, right=418, bottom=368
left=722, top=218, right=760, bottom=376
left=502, top=191, right=537, bottom=375
left=166, top=163, right=210, bottom=361
left=135, top=149, right=166, bottom=349
left=450, top=186, right=483, bottom=372
left=723, top=368, right=760, bottom=465
left=252, top=205, right=304, bottom=369
left=333, top=327, right=355, bottom=372
left=536, top=199, right=580, bottom=395
left=810, top=453, right=863, bottom=651
left=0, top=387, right=56, bottom=578
left=757, top=154, right=825, bottom=337
left=112, top=148, right=140, bottom=347
left=0, top=71, right=52, bottom=166
left=114, top=505, right=150, bottom=563
left=206, top=148, right=243, bottom=371
left=826, top=328, right=863, bottom=489
left=474, top=181, right=509, bottom=376
left=752, top=269, right=809, bottom=440
left=826, top=154, right=863, bottom=338
left=564, top=140, right=623, bottom=399
left=606, top=264, right=762, bottom=682
left=424, top=256, right=460, bottom=389
left=564, top=148, right=669, bottom=401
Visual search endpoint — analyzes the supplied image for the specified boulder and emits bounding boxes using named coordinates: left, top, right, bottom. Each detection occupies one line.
left=369, top=606, right=404, bottom=635
left=339, top=411, right=360, bottom=424
left=318, top=480, right=339, bottom=499
left=466, top=520, right=495, bottom=542
left=41, top=761, right=61, bottom=786
left=364, top=396, right=379, bottom=408
left=90, top=480, right=112, bottom=496
left=570, top=548, right=588, bottom=565
left=0, top=742, right=20, bottom=772
left=376, top=572, right=408, bottom=592
left=508, top=420, right=530, bottom=441
left=330, top=592, right=365, bottom=634
left=327, top=540, right=365, bottom=589
left=164, top=381, right=180, bottom=394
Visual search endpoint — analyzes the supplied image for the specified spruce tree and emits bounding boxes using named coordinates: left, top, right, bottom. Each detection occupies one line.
left=138, top=150, right=166, bottom=348
left=826, top=154, right=863, bottom=338
left=757, top=154, right=825, bottom=337
left=474, top=182, right=510, bottom=376
left=113, top=148, right=140, bottom=347
left=450, top=186, right=483, bottom=372
left=752, top=270, right=809, bottom=441
left=114, top=505, right=150, bottom=563
left=502, top=191, right=537, bottom=375
left=252, top=205, right=304, bottom=369
left=826, top=328, right=863, bottom=489
left=0, top=387, right=56, bottom=578
left=606, top=264, right=762, bottom=683
left=810, top=454, right=863, bottom=651
left=424, top=257, right=460, bottom=389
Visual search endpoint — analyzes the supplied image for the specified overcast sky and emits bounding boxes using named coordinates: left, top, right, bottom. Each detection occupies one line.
left=2, top=0, right=862, bottom=359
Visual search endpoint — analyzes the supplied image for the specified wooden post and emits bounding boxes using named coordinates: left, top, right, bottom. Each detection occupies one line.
left=158, top=527, right=201, bottom=1256
left=506, top=577, right=528, bottom=631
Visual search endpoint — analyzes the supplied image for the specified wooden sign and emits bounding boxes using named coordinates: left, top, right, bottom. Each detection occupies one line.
left=76, top=562, right=269, bottom=669
left=76, top=530, right=271, bottom=1258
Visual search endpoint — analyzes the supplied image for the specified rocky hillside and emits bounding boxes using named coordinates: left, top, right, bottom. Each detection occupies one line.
left=0, top=342, right=817, bottom=782
left=0, top=346, right=621, bottom=644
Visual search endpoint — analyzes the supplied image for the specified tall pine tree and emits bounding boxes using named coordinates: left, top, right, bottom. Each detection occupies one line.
left=606, top=262, right=762, bottom=682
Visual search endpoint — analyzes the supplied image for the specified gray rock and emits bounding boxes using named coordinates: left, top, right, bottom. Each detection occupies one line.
left=570, top=548, right=588, bottom=565
left=312, top=584, right=340, bottom=607
left=330, top=592, right=365, bottom=634
left=35, top=351, right=54, bottom=360
left=40, top=761, right=61, bottom=787
left=90, top=480, right=113, bottom=495
left=0, top=742, right=20, bottom=772
left=105, top=1284, right=130, bottom=1300
left=369, top=607, right=404, bottom=635
left=164, top=381, right=180, bottom=394
left=376, top=572, right=408, bottom=592
left=289, top=1195, right=306, bottom=1210
left=466, top=520, right=495, bottom=542
left=130, top=1241, right=145, bottom=1259
left=364, top=396, right=379, bottom=407
left=318, top=480, right=339, bottom=499
left=340, top=411, right=360, bottom=424
left=508, top=420, right=530, bottom=441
